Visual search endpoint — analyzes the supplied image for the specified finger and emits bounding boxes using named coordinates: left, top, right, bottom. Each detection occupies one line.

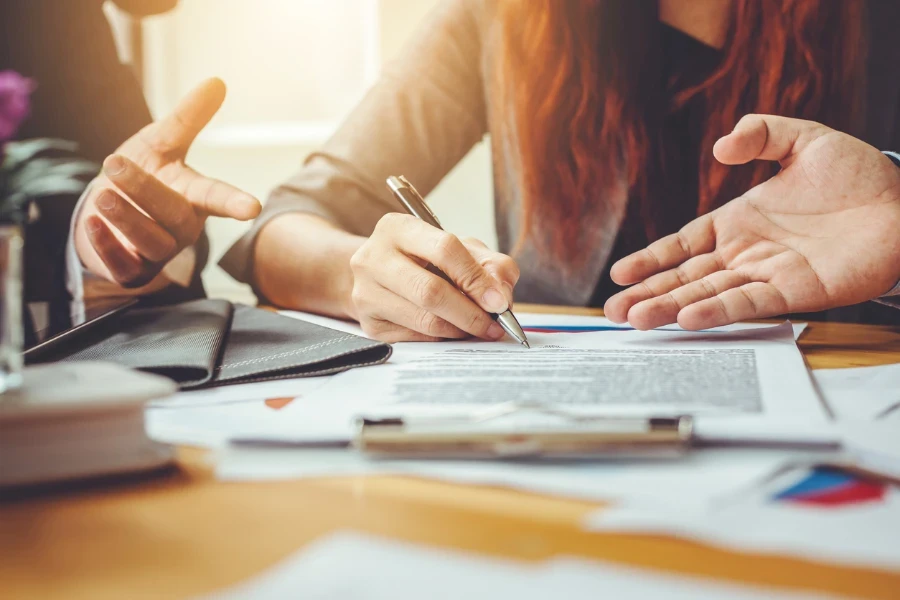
left=677, top=282, right=790, bottom=330
left=610, top=215, right=716, bottom=286
left=170, top=166, right=261, bottom=220
left=604, top=252, right=725, bottom=323
left=463, top=238, right=520, bottom=307
left=102, top=154, right=198, bottom=245
left=377, top=214, right=509, bottom=314
left=712, top=114, right=832, bottom=168
left=359, top=283, right=469, bottom=340
left=93, top=188, right=178, bottom=263
left=627, top=270, right=751, bottom=330
left=373, top=253, right=506, bottom=341
left=84, top=215, right=152, bottom=287
left=360, top=316, right=443, bottom=344
left=139, top=77, right=226, bottom=154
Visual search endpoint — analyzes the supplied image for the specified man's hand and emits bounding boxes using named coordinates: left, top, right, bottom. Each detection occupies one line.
left=605, top=115, right=900, bottom=330
left=74, top=78, right=261, bottom=288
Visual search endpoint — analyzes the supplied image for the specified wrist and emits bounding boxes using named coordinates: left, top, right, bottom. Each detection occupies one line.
left=254, top=212, right=363, bottom=318
left=881, top=152, right=900, bottom=296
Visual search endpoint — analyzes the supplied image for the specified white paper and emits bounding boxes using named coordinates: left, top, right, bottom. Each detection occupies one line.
left=515, top=312, right=807, bottom=340
left=585, top=466, right=900, bottom=571
left=216, top=445, right=827, bottom=510
left=277, top=310, right=366, bottom=337
left=149, top=377, right=330, bottom=409
left=277, top=309, right=807, bottom=340
left=204, top=531, right=837, bottom=600
left=146, top=401, right=289, bottom=447
left=232, top=322, right=829, bottom=445
left=813, top=363, right=900, bottom=420
left=835, top=421, right=900, bottom=482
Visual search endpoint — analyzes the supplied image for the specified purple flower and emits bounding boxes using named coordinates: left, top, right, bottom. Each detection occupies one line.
left=0, top=70, right=35, bottom=144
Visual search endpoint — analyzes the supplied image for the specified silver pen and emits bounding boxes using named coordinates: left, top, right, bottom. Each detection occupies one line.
left=386, top=175, right=530, bottom=348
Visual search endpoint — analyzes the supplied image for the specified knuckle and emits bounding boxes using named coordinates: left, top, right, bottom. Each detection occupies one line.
left=375, top=212, right=406, bottom=233
left=461, top=236, right=487, bottom=249
left=349, top=246, right=370, bottom=271
left=496, top=255, right=520, bottom=282
left=349, top=286, right=367, bottom=310
left=413, top=309, right=443, bottom=336
left=738, top=286, right=758, bottom=313
left=699, top=277, right=718, bottom=298
left=112, top=266, right=148, bottom=289
left=433, top=232, right=462, bottom=263
left=413, top=274, right=445, bottom=310
left=127, top=165, right=152, bottom=196
left=675, top=232, right=692, bottom=257
left=464, top=309, right=490, bottom=335
left=361, top=320, right=392, bottom=343
left=157, top=235, right=178, bottom=259
left=663, top=291, right=682, bottom=311
left=456, top=262, right=490, bottom=294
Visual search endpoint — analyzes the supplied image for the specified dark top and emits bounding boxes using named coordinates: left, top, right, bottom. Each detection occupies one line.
left=589, top=24, right=721, bottom=307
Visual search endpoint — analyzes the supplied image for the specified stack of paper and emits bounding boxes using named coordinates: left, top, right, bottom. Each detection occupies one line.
left=812, top=363, right=900, bottom=421
left=585, top=362, right=900, bottom=570
left=586, top=465, right=900, bottom=571
left=211, top=317, right=835, bottom=514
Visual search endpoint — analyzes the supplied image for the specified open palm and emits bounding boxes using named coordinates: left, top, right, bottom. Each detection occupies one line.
left=605, top=115, right=900, bottom=330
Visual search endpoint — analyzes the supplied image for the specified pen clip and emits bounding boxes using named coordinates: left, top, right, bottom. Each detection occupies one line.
left=389, top=175, right=442, bottom=227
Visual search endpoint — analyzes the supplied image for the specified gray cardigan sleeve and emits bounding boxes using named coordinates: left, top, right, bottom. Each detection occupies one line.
left=219, top=0, right=490, bottom=286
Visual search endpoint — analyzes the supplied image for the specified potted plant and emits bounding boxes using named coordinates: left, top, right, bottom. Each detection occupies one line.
left=0, top=70, right=96, bottom=392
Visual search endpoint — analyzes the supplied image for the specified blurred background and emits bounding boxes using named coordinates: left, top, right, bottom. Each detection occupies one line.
left=105, top=0, right=495, bottom=304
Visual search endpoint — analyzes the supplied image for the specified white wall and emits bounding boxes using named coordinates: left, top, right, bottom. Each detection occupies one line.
left=139, top=0, right=495, bottom=303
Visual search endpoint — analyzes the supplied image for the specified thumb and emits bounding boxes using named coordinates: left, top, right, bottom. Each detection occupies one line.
left=142, top=78, right=226, bottom=155
left=713, top=114, right=833, bottom=168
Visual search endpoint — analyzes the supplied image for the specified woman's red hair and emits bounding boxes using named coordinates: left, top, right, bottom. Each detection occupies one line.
left=497, top=0, right=866, bottom=265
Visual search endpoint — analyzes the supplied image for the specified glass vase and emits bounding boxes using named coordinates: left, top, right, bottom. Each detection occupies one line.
left=0, top=223, right=24, bottom=393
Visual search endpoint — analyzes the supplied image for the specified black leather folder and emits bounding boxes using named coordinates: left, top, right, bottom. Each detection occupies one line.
left=32, top=299, right=392, bottom=389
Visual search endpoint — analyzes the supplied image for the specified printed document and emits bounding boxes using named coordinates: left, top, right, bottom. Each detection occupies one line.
left=232, top=322, right=831, bottom=444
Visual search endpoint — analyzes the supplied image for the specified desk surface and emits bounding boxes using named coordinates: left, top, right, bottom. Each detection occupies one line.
left=3, top=305, right=900, bottom=599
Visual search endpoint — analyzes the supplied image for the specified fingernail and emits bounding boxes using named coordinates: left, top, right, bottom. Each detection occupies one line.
left=96, top=191, right=116, bottom=211
left=86, top=218, right=102, bottom=233
left=487, top=322, right=505, bottom=340
left=482, top=288, right=508, bottom=313
left=104, top=155, right=126, bottom=175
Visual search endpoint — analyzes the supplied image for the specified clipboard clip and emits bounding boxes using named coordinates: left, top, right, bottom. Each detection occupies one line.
left=355, top=403, right=694, bottom=460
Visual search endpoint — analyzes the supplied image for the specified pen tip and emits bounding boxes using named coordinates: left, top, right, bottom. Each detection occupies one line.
left=522, top=340, right=530, bottom=349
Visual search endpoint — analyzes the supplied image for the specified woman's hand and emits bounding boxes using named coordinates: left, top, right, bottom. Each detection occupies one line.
left=605, top=114, right=900, bottom=330
left=74, top=78, right=261, bottom=288
left=349, top=213, right=520, bottom=342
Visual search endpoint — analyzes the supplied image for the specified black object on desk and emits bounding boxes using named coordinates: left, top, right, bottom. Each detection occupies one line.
left=28, top=299, right=393, bottom=389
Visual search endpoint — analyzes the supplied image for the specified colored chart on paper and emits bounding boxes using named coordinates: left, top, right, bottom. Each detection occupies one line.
left=772, top=467, right=887, bottom=507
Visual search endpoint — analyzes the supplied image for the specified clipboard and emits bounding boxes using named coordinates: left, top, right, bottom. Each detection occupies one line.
left=355, top=403, right=694, bottom=460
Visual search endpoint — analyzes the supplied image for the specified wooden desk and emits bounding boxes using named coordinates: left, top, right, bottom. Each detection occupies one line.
left=3, top=305, right=899, bottom=599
